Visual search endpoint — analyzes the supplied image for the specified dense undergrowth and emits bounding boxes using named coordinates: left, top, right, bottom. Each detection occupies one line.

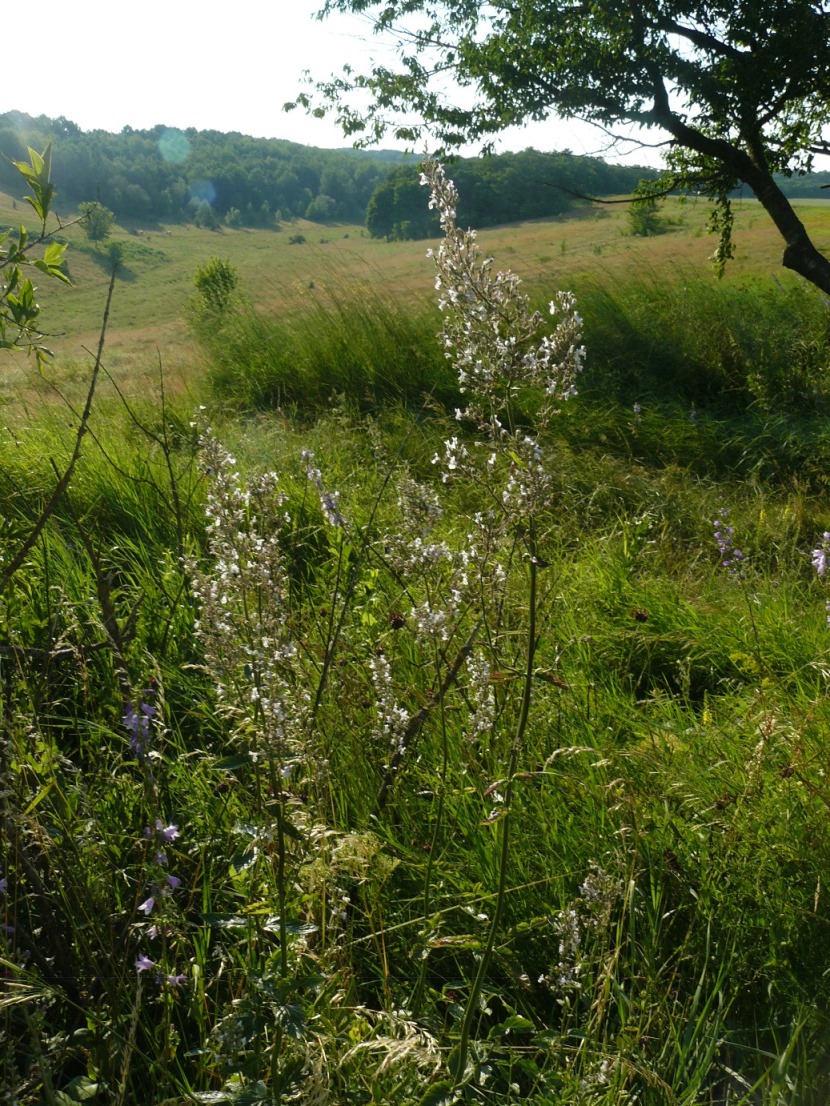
left=3, top=173, right=830, bottom=1106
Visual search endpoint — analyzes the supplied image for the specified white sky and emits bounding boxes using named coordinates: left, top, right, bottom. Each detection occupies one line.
left=7, top=0, right=666, bottom=167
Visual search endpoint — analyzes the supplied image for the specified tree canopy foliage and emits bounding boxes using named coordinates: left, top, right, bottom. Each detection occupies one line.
left=306, top=0, right=830, bottom=293
left=78, top=200, right=115, bottom=242
left=366, top=150, right=651, bottom=239
left=0, top=112, right=398, bottom=227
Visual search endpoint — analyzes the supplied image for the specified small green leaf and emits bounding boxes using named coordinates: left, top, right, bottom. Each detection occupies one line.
left=230, top=846, right=259, bottom=872
left=489, top=1014, right=535, bottom=1038
left=214, top=753, right=250, bottom=771
left=200, top=913, right=250, bottom=928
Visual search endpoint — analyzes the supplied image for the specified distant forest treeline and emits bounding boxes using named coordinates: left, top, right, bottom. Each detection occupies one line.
left=0, top=111, right=656, bottom=234
left=2, top=111, right=828, bottom=237
left=0, top=111, right=400, bottom=226
left=366, top=156, right=652, bottom=240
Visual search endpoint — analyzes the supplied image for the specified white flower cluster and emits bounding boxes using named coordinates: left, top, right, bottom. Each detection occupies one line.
left=420, top=158, right=585, bottom=431
left=368, top=652, right=411, bottom=771
left=302, top=448, right=346, bottom=528
left=187, top=431, right=308, bottom=765
left=462, top=651, right=496, bottom=745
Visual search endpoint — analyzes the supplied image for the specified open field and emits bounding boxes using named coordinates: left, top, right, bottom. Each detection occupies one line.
left=4, top=185, right=830, bottom=372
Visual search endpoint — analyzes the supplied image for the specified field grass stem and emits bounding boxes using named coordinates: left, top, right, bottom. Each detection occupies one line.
left=451, top=530, right=539, bottom=1092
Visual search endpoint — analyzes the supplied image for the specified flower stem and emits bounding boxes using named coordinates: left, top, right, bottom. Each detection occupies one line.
left=451, top=529, right=538, bottom=1090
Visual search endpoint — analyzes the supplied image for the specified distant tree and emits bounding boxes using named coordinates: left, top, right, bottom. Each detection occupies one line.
left=78, top=201, right=115, bottom=242
left=224, top=206, right=243, bottom=227
left=192, top=256, right=239, bottom=317
left=305, top=193, right=337, bottom=222
left=192, top=200, right=219, bottom=230
left=628, top=194, right=664, bottom=237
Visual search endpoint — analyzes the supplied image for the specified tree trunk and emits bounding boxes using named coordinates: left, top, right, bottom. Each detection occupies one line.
left=650, top=84, right=830, bottom=298
left=750, top=176, right=830, bottom=296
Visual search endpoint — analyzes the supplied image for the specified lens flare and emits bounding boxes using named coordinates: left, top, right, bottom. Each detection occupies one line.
left=158, top=128, right=190, bottom=164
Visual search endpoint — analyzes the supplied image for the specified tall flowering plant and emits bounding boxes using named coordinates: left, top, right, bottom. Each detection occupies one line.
left=420, top=157, right=585, bottom=1089
left=422, top=157, right=584, bottom=439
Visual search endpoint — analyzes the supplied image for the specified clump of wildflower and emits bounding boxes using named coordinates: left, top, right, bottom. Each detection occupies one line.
left=462, top=651, right=496, bottom=745
left=387, top=472, right=452, bottom=573
left=812, top=531, right=830, bottom=578
left=302, top=448, right=346, bottom=528
left=368, top=652, right=410, bottom=771
left=811, top=531, right=830, bottom=625
left=538, top=862, right=622, bottom=997
left=420, top=157, right=583, bottom=435
left=135, top=820, right=187, bottom=985
left=421, top=156, right=583, bottom=539
left=187, top=431, right=309, bottom=768
left=544, top=906, right=583, bottom=994
left=713, top=506, right=744, bottom=575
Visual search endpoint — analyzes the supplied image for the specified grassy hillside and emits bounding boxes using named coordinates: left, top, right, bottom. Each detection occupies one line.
left=3, top=186, right=830, bottom=373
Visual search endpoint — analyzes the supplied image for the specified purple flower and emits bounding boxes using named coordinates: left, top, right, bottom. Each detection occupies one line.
left=0, top=876, right=7, bottom=895
left=137, top=896, right=155, bottom=916
left=136, top=953, right=154, bottom=972
left=812, top=532, right=830, bottom=578
left=165, top=874, right=181, bottom=890
left=156, top=821, right=180, bottom=843
left=164, top=972, right=187, bottom=986
left=713, top=508, right=744, bottom=575
left=124, top=697, right=157, bottom=757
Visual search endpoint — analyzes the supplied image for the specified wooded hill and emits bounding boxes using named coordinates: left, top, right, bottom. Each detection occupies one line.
left=0, top=112, right=399, bottom=226
left=3, top=110, right=827, bottom=238
left=366, top=154, right=652, bottom=239
left=0, top=111, right=655, bottom=233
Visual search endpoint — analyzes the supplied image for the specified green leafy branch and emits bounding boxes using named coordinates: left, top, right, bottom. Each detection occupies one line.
left=1, top=144, right=72, bottom=367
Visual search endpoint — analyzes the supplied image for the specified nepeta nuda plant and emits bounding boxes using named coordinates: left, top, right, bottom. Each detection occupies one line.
left=713, top=505, right=745, bottom=575
left=187, top=430, right=309, bottom=772
left=421, top=157, right=584, bottom=441
left=812, top=530, right=830, bottom=625
left=421, top=157, right=585, bottom=1088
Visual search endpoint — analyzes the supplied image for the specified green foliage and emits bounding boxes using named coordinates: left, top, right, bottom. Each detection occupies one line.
left=7, top=170, right=830, bottom=1102
left=192, top=255, right=240, bottom=316
left=5, top=380, right=830, bottom=1102
left=193, top=277, right=457, bottom=413
left=573, top=271, right=830, bottom=419
left=192, top=198, right=220, bottom=229
left=0, top=144, right=70, bottom=365
left=366, top=152, right=654, bottom=240
left=78, top=199, right=115, bottom=241
left=627, top=195, right=664, bottom=238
